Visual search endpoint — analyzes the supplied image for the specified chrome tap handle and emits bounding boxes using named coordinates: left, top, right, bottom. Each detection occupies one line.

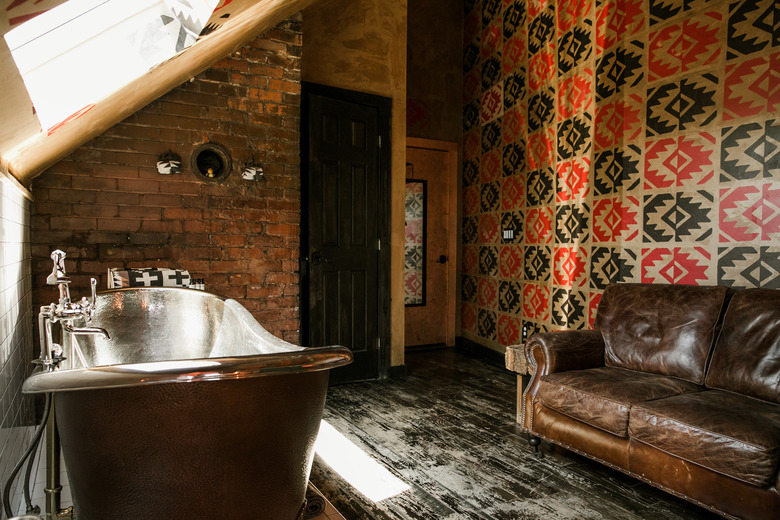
left=90, top=277, right=98, bottom=307
left=79, top=277, right=99, bottom=321
left=47, top=249, right=70, bottom=285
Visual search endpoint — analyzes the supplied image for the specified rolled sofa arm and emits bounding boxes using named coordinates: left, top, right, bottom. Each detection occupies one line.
left=521, top=329, right=605, bottom=431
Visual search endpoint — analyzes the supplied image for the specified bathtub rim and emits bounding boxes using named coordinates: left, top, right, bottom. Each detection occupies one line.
left=23, top=346, right=353, bottom=394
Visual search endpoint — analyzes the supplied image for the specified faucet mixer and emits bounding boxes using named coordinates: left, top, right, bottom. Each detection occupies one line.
left=47, top=249, right=71, bottom=294
left=38, top=250, right=110, bottom=371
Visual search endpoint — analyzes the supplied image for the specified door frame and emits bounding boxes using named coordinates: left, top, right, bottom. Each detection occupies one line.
left=300, top=82, right=392, bottom=380
left=405, top=137, right=459, bottom=347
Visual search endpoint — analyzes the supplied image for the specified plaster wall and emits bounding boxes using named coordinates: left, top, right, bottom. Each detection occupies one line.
left=302, top=0, right=408, bottom=367
left=407, top=0, right=463, bottom=144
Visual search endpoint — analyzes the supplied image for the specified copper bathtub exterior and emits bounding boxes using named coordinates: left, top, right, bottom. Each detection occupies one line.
left=23, top=288, right=352, bottom=520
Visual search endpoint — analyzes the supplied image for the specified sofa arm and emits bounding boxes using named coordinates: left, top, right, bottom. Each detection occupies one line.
left=521, top=329, right=605, bottom=431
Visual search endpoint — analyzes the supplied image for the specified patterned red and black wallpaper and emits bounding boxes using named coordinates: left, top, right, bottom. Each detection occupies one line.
left=461, top=0, right=780, bottom=349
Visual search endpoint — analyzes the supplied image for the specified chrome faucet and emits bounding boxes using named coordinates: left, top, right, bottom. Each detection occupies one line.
left=38, top=250, right=110, bottom=371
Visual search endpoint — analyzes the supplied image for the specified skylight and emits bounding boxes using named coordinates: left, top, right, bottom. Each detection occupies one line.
left=4, top=0, right=219, bottom=132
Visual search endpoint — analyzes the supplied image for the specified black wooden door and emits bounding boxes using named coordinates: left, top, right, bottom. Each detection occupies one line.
left=302, top=84, right=390, bottom=383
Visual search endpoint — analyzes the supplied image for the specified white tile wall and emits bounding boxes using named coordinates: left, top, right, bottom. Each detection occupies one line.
left=0, top=174, right=35, bottom=519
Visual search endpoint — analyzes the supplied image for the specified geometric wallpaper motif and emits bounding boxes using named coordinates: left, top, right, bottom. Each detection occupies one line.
left=462, top=0, right=780, bottom=351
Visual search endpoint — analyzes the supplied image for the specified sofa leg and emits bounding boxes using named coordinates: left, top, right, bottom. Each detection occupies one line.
left=529, top=436, right=543, bottom=458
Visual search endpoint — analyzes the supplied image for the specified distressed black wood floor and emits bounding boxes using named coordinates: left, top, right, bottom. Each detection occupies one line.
left=309, top=348, right=722, bottom=520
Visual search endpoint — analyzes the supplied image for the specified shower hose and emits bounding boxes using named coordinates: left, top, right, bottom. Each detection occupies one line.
left=2, top=393, right=51, bottom=518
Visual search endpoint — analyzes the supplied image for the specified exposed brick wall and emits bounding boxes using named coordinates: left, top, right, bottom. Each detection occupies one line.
left=30, top=16, right=303, bottom=343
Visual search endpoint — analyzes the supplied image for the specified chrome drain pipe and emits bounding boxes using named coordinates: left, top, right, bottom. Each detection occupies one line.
left=44, top=407, right=62, bottom=520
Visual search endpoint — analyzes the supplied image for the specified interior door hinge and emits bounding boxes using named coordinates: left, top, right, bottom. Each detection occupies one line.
left=377, top=337, right=381, bottom=349
left=378, top=135, right=382, bottom=148
left=377, top=238, right=381, bottom=251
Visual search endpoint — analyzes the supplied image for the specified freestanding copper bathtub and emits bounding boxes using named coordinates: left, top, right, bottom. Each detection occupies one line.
left=23, top=287, right=352, bottom=520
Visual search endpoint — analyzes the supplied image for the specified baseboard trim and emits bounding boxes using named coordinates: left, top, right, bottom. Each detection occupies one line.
left=388, top=364, right=407, bottom=378
left=455, top=336, right=505, bottom=366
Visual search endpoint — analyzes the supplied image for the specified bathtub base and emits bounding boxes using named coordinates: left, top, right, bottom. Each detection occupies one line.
left=55, top=372, right=329, bottom=520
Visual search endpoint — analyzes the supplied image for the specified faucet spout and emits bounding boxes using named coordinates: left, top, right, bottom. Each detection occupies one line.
left=63, top=323, right=111, bottom=340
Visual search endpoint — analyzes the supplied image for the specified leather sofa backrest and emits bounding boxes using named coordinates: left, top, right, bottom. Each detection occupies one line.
left=595, top=283, right=728, bottom=384
left=706, top=288, right=780, bottom=404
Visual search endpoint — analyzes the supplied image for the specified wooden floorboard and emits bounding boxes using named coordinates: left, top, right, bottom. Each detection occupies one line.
left=310, top=348, right=722, bottom=520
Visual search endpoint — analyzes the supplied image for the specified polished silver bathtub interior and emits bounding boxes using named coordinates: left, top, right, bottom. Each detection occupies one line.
left=24, top=287, right=352, bottom=393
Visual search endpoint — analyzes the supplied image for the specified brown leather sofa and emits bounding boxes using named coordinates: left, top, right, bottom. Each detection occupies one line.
left=521, top=283, right=780, bottom=520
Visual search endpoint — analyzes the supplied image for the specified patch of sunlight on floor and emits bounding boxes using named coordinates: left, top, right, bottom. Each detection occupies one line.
left=314, top=420, right=410, bottom=503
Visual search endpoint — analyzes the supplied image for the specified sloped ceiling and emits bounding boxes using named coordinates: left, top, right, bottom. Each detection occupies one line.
left=0, top=0, right=317, bottom=186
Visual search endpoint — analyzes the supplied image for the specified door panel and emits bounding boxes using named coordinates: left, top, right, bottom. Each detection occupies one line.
left=404, top=140, right=458, bottom=348
left=303, top=85, right=390, bottom=383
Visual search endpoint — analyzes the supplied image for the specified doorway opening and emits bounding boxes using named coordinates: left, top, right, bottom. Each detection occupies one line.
left=404, top=137, right=458, bottom=351
left=301, top=83, right=392, bottom=383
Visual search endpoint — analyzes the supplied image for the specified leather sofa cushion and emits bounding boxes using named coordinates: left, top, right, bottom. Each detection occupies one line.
left=629, top=390, right=780, bottom=487
left=595, top=283, right=728, bottom=384
left=537, top=366, right=703, bottom=437
left=706, top=288, right=780, bottom=404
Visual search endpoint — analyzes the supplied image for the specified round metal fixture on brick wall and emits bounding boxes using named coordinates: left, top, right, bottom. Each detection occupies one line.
left=191, top=143, right=231, bottom=182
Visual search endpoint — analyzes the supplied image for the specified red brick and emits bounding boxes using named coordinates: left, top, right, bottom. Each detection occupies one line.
left=92, top=164, right=139, bottom=179
left=248, top=89, right=283, bottom=103
left=50, top=216, right=96, bottom=230
left=118, top=178, right=160, bottom=193
left=283, top=284, right=300, bottom=297
left=120, top=206, right=161, bottom=219
left=229, top=273, right=264, bottom=286
left=212, top=57, right=249, bottom=72
left=163, top=208, right=203, bottom=220
left=91, top=232, right=130, bottom=245
left=282, top=330, right=301, bottom=344
left=73, top=205, right=119, bottom=218
left=49, top=189, right=97, bottom=203
left=267, top=223, right=299, bottom=236
left=33, top=173, right=72, bottom=188
left=282, top=259, right=299, bottom=273
left=45, top=161, right=92, bottom=176
left=158, top=102, right=202, bottom=118
left=218, top=286, right=247, bottom=299
left=269, top=79, right=300, bottom=94
left=114, top=125, right=161, bottom=140
left=126, top=233, right=169, bottom=246
left=213, top=234, right=246, bottom=247
left=210, top=260, right=244, bottom=273
left=140, top=193, right=181, bottom=207
left=266, top=272, right=297, bottom=285
left=98, top=219, right=142, bottom=232
left=34, top=202, right=72, bottom=216
left=183, top=220, right=210, bottom=233
left=98, top=191, right=140, bottom=205
left=264, top=296, right=299, bottom=310
left=140, top=220, right=182, bottom=233
left=111, top=151, right=149, bottom=168
left=248, top=63, right=284, bottom=78
left=201, top=69, right=230, bottom=83
left=178, top=260, right=210, bottom=273
left=247, top=285, right=284, bottom=299
left=71, top=176, right=117, bottom=191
